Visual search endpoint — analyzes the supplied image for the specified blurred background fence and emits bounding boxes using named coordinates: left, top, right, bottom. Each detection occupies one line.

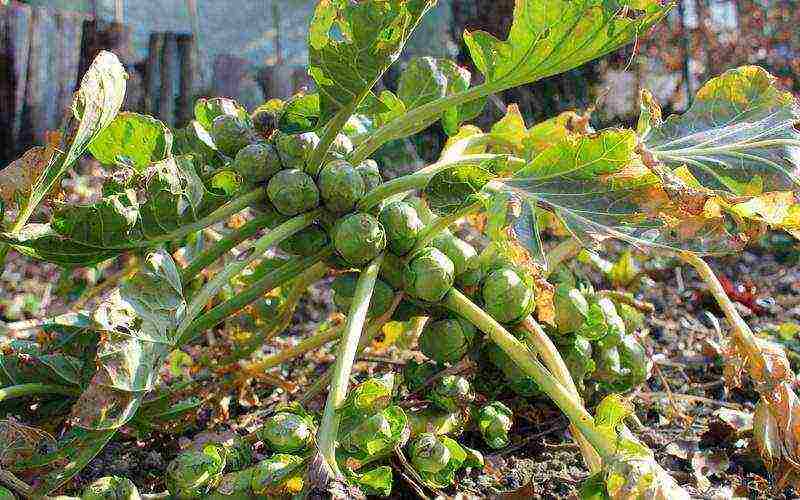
left=0, top=0, right=798, bottom=165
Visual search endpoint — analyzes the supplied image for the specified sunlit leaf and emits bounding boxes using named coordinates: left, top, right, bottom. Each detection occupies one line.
left=9, top=51, right=126, bottom=226
left=88, top=112, right=173, bottom=171
left=307, top=0, right=437, bottom=124
left=464, top=0, right=668, bottom=89
left=647, top=66, right=800, bottom=195
left=504, top=129, right=742, bottom=254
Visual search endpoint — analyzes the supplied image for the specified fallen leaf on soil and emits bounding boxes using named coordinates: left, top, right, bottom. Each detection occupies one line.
left=664, top=439, right=699, bottom=460
left=753, top=381, right=800, bottom=489
left=704, top=408, right=753, bottom=443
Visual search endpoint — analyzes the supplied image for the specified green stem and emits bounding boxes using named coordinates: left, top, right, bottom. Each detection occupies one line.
left=241, top=323, right=344, bottom=377
left=0, top=383, right=79, bottom=402
left=443, top=289, right=615, bottom=458
left=678, top=252, right=768, bottom=374
left=308, top=104, right=357, bottom=174
left=180, top=211, right=280, bottom=283
left=411, top=200, right=483, bottom=255
left=178, top=249, right=331, bottom=345
left=176, top=210, right=320, bottom=341
left=301, top=293, right=408, bottom=403
left=519, top=316, right=601, bottom=473
left=357, top=153, right=510, bottom=211
left=316, top=255, right=384, bottom=477
left=351, top=85, right=493, bottom=164
left=545, top=238, right=584, bottom=276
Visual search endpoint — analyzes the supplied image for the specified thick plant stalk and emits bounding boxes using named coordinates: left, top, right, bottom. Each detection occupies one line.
left=178, top=249, right=331, bottom=344
left=181, top=211, right=280, bottom=282
left=176, top=210, right=320, bottom=341
left=519, top=317, right=602, bottom=472
left=444, top=289, right=616, bottom=457
left=357, top=154, right=522, bottom=211
left=0, top=383, right=80, bottom=402
left=316, top=255, right=384, bottom=478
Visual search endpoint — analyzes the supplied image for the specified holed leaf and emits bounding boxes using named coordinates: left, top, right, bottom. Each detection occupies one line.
left=71, top=249, right=185, bottom=431
left=504, top=129, right=744, bottom=254
left=307, top=0, right=437, bottom=124
left=646, top=66, right=800, bottom=196
left=464, top=0, right=668, bottom=88
left=9, top=51, right=126, bottom=227
left=46, top=156, right=228, bottom=252
left=88, top=112, right=173, bottom=171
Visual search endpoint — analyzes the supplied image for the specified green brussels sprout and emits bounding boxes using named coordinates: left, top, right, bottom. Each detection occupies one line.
left=419, top=316, right=475, bottom=364
left=328, top=133, right=354, bottom=159
left=82, top=476, right=140, bottom=500
left=482, top=342, right=541, bottom=397
left=407, top=408, right=468, bottom=438
left=481, top=267, right=535, bottom=324
left=278, top=224, right=329, bottom=256
left=379, top=252, right=405, bottom=289
left=430, top=375, right=474, bottom=412
left=379, top=201, right=424, bottom=256
left=257, top=411, right=315, bottom=453
left=0, top=486, right=13, bottom=500
left=231, top=143, right=282, bottom=184
left=403, top=247, right=455, bottom=302
left=618, top=334, right=648, bottom=388
left=392, top=299, right=428, bottom=322
left=250, top=454, right=305, bottom=497
left=342, top=406, right=409, bottom=458
left=332, top=273, right=394, bottom=318
left=165, top=448, right=225, bottom=499
left=562, top=335, right=595, bottom=392
left=318, top=160, right=365, bottom=214
left=218, top=436, right=253, bottom=472
left=554, top=284, right=589, bottom=335
left=593, top=345, right=625, bottom=391
left=274, top=131, right=320, bottom=170
left=356, top=159, right=382, bottom=192
left=431, top=231, right=478, bottom=277
left=211, top=115, right=253, bottom=157
left=251, top=106, right=278, bottom=137
left=409, top=433, right=451, bottom=474
left=477, top=402, right=513, bottom=449
left=594, top=298, right=626, bottom=349
left=266, top=169, right=319, bottom=216
left=333, top=213, right=387, bottom=266
left=403, top=360, right=438, bottom=392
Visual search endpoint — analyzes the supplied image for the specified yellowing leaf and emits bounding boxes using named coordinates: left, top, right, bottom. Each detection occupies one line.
left=490, top=104, right=527, bottom=152
left=730, top=192, right=798, bottom=226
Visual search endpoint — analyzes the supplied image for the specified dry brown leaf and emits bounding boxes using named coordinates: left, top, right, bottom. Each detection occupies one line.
left=753, top=381, right=800, bottom=489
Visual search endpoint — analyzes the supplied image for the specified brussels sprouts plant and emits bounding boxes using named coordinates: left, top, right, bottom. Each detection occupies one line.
left=3, top=0, right=799, bottom=498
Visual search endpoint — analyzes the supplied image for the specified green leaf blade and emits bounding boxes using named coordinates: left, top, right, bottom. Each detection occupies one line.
left=646, top=65, right=800, bottom=195
left=88, top=112, right=173, bottom=171
left=464, top=0, right=669, bottom=88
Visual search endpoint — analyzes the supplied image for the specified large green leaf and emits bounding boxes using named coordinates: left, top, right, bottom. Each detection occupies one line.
left=504, top=129, right=740, bottom=254
left=307, top=0, right=437, bottom=124
left=71, top=249, right=185, bottom=431
left=646, top=65, right=800, bottom=196
left=463, top=0, right=668, bottom=88
left=396, top=57, right=485, bottom=137
left=88, top=112, right=172, bottom=171
left=8, top=51, right=126, bottom=231
left=0, top=223, right=119, bottom=267
left=47, top=156, right=228, bottom=251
